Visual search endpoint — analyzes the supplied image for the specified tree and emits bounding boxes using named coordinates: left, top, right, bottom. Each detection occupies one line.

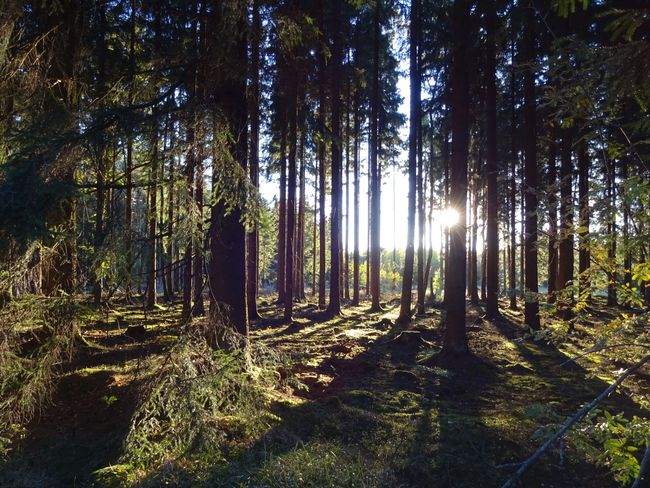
left=326, top=0, right=342, bottom=317
left=207, top=1, right=248, bottom=335
left=522, top=2, right=540, bottom=330
left=398, top=0, right=420, bottom=325
left=484, top=0, right=500, bottom=321
left=247, top=0, right=262, bottom=320
left=369, top=0, right=382, bottom=313
left=442, top=0, right=471, bottom=355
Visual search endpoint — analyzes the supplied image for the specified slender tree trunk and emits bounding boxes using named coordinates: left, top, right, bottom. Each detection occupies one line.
left=167, top=124, right=176, bottom=298
left=547, top=125, right=558, bottom=304
left=369, top=0, right=382, bottom=312
left=182, top=128, right=195, bottom=320
left=557, top=126, right=574, bottom=315
left=485, top=1, right=499, bottom=319
left=469, top=165, right=479, bottom=304
left=278, top=125, right=287, bottom=303
left=522, top=4, right=540, bottom=330
left=298, top=123, right=306, bottom=301
left=578, top=138, right=590, bottom=299
left=607, top=159, right=617, bottom=307
left=284, top=68, right=297, bottom=321
left=443, top=0, right=471, bottom=355
left=416, top=46, right=425, bottom=315
left=509, top=49, right=518, bottom=311
left=124, top=0, right=136, bottom=299
left=191, top=159, right=204, bottom=315
left=318, top=2, right=327, bottom=309
left=247, top=0, right=262, bottom=319
left=344, top=78, right=351, bottom=301
left=146, top=125, right=159, bottom=308
left=326, top=0, right=342, bottom=316
left=399, top=0, right=420, bottom=324
left=352, top=100, right=361, bottom=306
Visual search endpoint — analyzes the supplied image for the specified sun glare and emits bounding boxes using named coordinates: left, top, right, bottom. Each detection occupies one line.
left=438, top=208, right=460, bottom=228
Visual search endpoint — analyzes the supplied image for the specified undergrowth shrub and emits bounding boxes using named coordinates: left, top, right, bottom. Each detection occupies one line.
left=0, top=296, right=82, bottom=455
left=114, top=317, right=291, bottom=483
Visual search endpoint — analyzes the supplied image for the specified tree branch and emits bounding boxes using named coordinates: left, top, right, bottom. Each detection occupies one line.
left=500, top=354, right=650, bottom=488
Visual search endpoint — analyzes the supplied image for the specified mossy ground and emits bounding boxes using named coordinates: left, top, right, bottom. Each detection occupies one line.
left=0, top=295, right=647, bottom=487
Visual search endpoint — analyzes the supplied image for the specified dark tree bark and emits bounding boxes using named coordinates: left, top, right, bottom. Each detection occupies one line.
left=557, top=126, right=574, bottom=314
left=522, top=3, right=540, bottom=330
left=369, top=0, right=382, bottom=312
left=469, top=161, right=479, bottom=304
left=284, top=67, right=297, bottom=321
left=93, top=2, right=108, bottom=305
left=547, top=125, right=558, bottom=304
left=125, top=0, right=136, bottom=298
left=442, top=0, right=471, bottom=355
left=416, top=56, right=426, bottom=315
left=484, top=0, right=500, bottom=319
left=326, top=0, right=342, bottom=316
left=607, top=159, right=618, bottom=307
left=398, top=0, right=420, bottom=324
left=247, top=0, right=262, bottom=319
left=578, top=138, right=590, bottom=298
left=277, top=123, right=287, bottom=303
left=146, top=125, right=159, bottom=309
left=508, top=38, right=518, bottom=311
left=297, top=123, right=306, bottom=301
left=318, top=0, right=327, bottom=309
left=352, top=95, right=361, bottom=306
left=208, top=2, right=248, bottom=335
left=191, top=159, right=204, bottom=315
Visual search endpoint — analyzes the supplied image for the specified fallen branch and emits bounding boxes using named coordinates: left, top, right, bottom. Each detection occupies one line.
left=500, top=354, right=650, bottom=488
left=631, top=438, right=650, bottom=488
left=561, top=343, right=650, bottom=367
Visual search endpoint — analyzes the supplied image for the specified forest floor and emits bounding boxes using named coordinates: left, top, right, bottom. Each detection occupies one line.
left=0, top=295, right=648, bottom=487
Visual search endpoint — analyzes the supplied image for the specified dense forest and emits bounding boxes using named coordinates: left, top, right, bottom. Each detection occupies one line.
left=0, top=0, right=649, bottom=486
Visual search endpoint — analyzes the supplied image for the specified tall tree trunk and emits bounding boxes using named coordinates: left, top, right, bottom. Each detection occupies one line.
left=125, top=0, right=136, bottom=299
left=208, top=2, right=248, bottom=335
left=443, top=0, right=471, bottom=355
left=182, top=129, right=195, bottom=320
left=485, top=0, right=499, bottom=319
left=284, top=67, right=297, bottom=321
left=557, top=126, right=574, bottom=315
left=247, top=0, right=261, bottom=319
left=352, top=99, right=361, bottom=306
left=298, top=123, right=306, bottom=301
left=469, top=165, right=479, bottom=304
left=277, top=124, right=287, bottom=303
left=146, top=126, right=159, bottom=308
left=416, top=57, right=426, bottom=315
left=509, top=45, right=518, bottom=311
left=318, top=1, right=327, bottom=309
left=326, top=0, right=342, bottom=316
left=344, top=77, right=351, bottom=301
left=522, top=3, right=540, bottom=330
left=369, top=0, right=382, bottom=312
left=191, top=159, right=205, bottom=315
left=578, top=138, right=590, bottom=299
left=398, top=0, right=420, bottom=324
left=607, top=159, right=617, bottom=307
left=92, top=2, right=108, bottom=305
left=547, top=125, right=558, bottom=304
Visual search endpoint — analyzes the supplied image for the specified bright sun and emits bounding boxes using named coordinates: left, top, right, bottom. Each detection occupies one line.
left=438, top=208, right=460, bottom=228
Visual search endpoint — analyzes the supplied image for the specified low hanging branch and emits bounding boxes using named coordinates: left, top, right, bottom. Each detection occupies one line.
left=631, top=439, right=650, bottom=488
left=500, top=354, right=650, bottom=488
